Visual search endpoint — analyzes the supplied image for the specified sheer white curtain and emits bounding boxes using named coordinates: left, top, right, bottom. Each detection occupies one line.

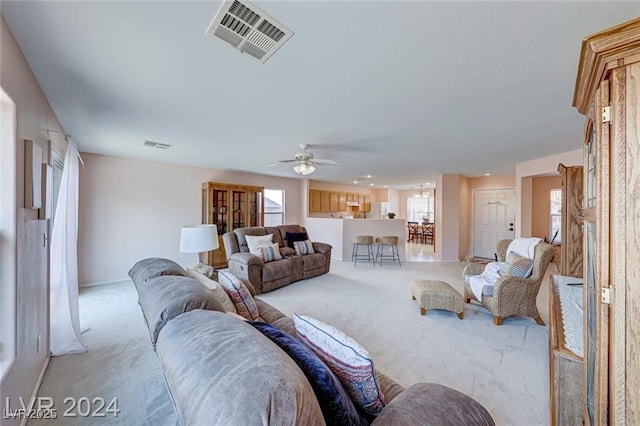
left=50, top=139, right=87, bottom=355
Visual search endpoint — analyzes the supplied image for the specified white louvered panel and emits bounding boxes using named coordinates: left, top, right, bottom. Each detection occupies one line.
left=246, top=30, right=276, bottom=52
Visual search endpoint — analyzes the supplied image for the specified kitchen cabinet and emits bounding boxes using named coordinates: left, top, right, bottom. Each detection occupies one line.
left=320, top=191, right=331, bottom=212
left=330, top=192, right=339, bottom=212
left=309, top=190, right=321, bottom=212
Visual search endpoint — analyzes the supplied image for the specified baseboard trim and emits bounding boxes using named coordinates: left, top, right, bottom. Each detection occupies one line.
left=21, top=355, right=50, bottom=426
left=80, top=278, right=129, bottom=288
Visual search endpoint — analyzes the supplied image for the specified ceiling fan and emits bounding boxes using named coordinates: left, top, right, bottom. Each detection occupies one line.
left=268, top=144, right=337, bottom=175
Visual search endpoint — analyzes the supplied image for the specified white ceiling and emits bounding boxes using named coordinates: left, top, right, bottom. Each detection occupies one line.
left=2, top=1, right=639, bottom=189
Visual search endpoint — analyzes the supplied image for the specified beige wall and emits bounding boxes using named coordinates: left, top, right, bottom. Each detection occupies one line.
left=458, top=177, right=470, bottom=260
left=515, top=149, right=582, bottom=237
left=1, top=16, right=66, bottom=424
left=78, top=153, right=304, bottom=285
left=436, top=174, right=463, bottom=261
left=531, top=175, right=562, bottom=239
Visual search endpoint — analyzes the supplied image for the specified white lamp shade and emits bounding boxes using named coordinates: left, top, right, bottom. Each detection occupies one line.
left=179, top=224, right=219, bottom=253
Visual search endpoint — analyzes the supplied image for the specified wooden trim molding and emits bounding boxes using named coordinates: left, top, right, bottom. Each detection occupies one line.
left=573, top=17, right=640, bottom=115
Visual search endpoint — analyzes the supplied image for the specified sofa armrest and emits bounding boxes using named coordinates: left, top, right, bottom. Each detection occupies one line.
left=372, top=383, right=494, bottom=426
left=312, top=242, right=332, bottom=254
left=462, top=262, right=486, bottom=278
left=229, top=252, right=263, bottom=266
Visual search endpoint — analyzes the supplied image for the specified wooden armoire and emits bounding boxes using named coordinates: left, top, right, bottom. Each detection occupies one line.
left=573, top=17, right=640, bottom=424
left=201, top=182, right=264, bottom=268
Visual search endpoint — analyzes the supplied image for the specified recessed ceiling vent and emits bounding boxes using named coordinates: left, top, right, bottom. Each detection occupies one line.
left=143, top=140, right=172, bottom=150
left=206, top=0, right=294, bottom=63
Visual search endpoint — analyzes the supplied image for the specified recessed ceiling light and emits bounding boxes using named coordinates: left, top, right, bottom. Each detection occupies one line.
left=384, top=185, right=388, bottom=188
left=366, top=175, right=372, bottom=178
left=369, top=183, right=374, bottom=186
left=425, top=182, right=431, bottom=185
left=354, top=180, right=358, bottom=184
left=484, top=173, right=491, bottom=176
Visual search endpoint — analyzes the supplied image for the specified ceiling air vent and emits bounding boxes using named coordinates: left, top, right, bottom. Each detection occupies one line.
left=143, top=141, right=172, bottom=150
left=206, top=0, right=294, bottom=63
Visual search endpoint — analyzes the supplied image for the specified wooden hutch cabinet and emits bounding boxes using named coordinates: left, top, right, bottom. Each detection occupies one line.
left=201, top=182, right=264, bottom=268
left=557, top=163, right=584, bottom=278
left=572, top=17, right=640, bottom=425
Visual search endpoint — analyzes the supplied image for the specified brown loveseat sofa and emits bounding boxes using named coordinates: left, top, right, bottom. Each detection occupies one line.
left=129, top=257, right=495, bottom=426
left=222, top=224, right=331, bottom=293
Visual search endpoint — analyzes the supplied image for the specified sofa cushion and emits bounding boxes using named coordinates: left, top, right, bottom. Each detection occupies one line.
left=218, top=270, right=261, bottom=321
left=233, top=226, right=267, bottom=253
left=293, top=314, right=387, bottom=417
left=186, top=270, right=237, bottom=314
left=156, top=310, right=325, bottom=426
left=128, top=257, right=187, bottom=289
left=138, top=275, right=225, bottom=345
left=246, top=234, right=274, bottom=255
left=264, top=226, right=285, bottom=248
left=294, top=240, right=315, bottom=255
left=250, top=321, right=368, bottom=426
left=285, top=231, right=310, bottom=248
left=258, top=243, right=283, bottom=263
left=278, top=225, right=305, bottom=245
left=302, top=253, right=325, bottom=271
left=262, top=258, right=293, bottom=282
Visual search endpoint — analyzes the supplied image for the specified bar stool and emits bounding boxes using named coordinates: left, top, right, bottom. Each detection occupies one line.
left=375, top=236, right=402, bottom=267
left=352, top=236, right=375, bottom=266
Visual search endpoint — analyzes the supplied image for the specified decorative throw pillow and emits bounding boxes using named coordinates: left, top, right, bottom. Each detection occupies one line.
left=500, top=252, right=535, bottom=278
left=293, top=240, right=315, bottom=256
left=293, top=314, right=386, bottom=417
left=217, top=270, right=261, bottom=321
left=258, top=243, right=282, bottom=263
left=245, top=234, right=274, bottom=256
left=249, top=321, right=368, bottom=426
left=186, top=270, right=237, bottom=314
left=285, top=231, right=309, bottom=248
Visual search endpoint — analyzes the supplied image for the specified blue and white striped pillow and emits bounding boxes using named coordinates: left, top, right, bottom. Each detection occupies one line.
left=293, top=239, right=315, bottom=255
left=258, top=243, right=282, bottom=263
left=293, top=314, right=386, bottom=416
left=500, top=252, right=534, bottom=278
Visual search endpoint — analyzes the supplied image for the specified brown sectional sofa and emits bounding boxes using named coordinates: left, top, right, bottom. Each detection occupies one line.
left=223, top=224, right=332, bottom=293
left=129, top=258, right=495, bottom=426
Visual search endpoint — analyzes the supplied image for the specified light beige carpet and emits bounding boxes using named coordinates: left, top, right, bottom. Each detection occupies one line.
left=32, top=260, right=554, bottom=425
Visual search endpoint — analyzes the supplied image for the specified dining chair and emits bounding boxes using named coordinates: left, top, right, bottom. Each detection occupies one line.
left=407, top=222, right=420, bottom=243
left=422, top=223, right=434, bottom=245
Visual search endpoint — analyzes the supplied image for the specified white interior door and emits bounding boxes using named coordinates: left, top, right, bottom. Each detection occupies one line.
left=473, top=189, right=515, bottom=259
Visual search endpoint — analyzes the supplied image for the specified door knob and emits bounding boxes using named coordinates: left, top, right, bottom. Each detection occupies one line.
left=509, top=228, right=514, bottom=231
left=509, top=223, right=514, bottom=226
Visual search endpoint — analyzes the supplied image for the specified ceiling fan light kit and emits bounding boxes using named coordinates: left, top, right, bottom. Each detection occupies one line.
left=293, top=163, right=316, bottom=175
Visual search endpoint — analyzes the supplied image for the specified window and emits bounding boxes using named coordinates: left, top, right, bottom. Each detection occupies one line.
left=0, top=87, right=17, bottom=378
left=264, top=189, right=284, bottom=226
left=406, top=194, right=434, bottom=222
left=550, top=188, right=562, bottom=244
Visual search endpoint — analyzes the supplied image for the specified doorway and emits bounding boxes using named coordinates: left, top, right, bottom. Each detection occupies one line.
left=472, top=189, right=515, bottom=259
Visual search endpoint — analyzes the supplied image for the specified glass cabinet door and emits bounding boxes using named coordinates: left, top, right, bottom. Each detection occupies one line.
left=232, top=190, right=247, bottom=229
left=212, top=189, right=228, bottom=234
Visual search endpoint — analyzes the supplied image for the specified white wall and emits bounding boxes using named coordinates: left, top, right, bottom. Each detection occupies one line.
left=515, top=148, right=583, bottom=237
left=0, top=16, right=66, bottom=425
left=78, top=153, right=305, bottom=285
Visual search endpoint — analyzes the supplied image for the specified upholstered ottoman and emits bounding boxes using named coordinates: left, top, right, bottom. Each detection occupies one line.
left=412, top=279, right=464, bottom=319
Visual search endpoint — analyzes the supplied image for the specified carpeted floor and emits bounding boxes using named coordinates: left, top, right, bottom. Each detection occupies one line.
left=32, top=260, right=555, bottom=426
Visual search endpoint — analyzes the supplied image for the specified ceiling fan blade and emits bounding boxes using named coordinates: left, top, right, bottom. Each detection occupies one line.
left=277, top=159, right=299, bottom=163
left=264, top=163, right=282, bottom=167
left=311, top=159, right=338, bottom=165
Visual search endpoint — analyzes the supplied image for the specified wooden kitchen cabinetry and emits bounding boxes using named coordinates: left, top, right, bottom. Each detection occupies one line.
left=308, top=189, right=372, bottom=213
left=571, top=17, right=640, bottom=425
left=202, top=182, right=264, bottom=268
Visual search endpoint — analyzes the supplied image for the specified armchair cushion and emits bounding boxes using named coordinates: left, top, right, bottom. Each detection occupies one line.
left=500, top=252, right=534, bottom=278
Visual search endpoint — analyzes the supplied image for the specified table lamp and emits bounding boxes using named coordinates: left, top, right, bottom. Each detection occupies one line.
left=179, top=224, right=219, bottom=278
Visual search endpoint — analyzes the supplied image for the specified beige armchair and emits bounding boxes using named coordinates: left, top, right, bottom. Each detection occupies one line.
left=462, top=239, right=555, bottom=326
